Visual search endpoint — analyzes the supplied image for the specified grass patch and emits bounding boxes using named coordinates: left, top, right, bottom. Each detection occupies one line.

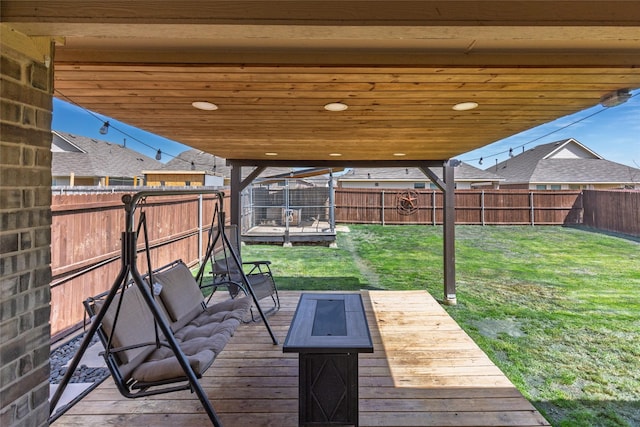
left=240, top=225, right=640, bottom=427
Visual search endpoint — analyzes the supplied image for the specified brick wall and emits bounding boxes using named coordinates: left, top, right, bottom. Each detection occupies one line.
left=1, top=39, right=53, bottom=427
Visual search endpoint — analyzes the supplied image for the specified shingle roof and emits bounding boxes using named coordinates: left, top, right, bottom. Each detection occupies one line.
left=339, top=162, right=503, bottom=182
left=494, top=138, right=640, bottom=184
left=529, top=159, right=640, bottom=183
left=52, top=131, right=163, bottom=177
left=161, top=149, right=230, bottom=176
left=161, top=149, right=297, bottom=179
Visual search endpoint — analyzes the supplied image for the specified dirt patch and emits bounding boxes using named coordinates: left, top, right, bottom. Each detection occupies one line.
left=472, top=317, right=525, bottom=339
left=339, top=232, right=383, bottom=288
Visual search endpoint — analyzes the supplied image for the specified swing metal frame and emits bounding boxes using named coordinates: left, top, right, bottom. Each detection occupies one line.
left=49, top=189, right=278, bottom=426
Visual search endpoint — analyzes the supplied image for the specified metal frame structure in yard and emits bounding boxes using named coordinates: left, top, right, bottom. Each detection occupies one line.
left=240, top=177, right=337, bottom=245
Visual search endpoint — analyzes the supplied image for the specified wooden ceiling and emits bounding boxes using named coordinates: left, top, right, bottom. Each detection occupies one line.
left=4, top=1, right=640, bottom=164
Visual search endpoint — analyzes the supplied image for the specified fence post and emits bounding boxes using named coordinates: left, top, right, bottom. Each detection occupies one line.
left=381, top=191, right=385, bottom=225
left=284, top=179, right=291, bottom=246
left=481, top=190, right=485, bottom=226
left=198, top=194, right=203, bottom=262
left=329, top=173, right=336, bottom=232
left=530, top=191, right=535, bottom=226
left=432, top=190, right=436, bottom=226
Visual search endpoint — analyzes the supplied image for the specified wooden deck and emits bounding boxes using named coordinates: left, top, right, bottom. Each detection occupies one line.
left=242, top=222, right=337, bottom=245
left=55, top=291, right=550, bottom=427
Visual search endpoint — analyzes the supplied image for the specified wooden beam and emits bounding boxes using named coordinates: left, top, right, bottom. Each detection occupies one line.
left=226, top=160, right=445, bottom=168
left=0, top=23, right=56, bottom=66
left=4, top=1, right=640, bottom=27
left=52, top=49, right=640, bottom=67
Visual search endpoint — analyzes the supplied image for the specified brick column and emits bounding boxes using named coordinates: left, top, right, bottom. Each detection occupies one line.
left=1, top=34, right=54, bottom=427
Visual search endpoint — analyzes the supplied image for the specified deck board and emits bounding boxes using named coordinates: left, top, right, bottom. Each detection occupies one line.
left=55, top=291, right=550, bottom=426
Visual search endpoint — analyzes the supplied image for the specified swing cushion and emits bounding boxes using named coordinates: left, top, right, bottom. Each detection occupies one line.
left=131, top=297, right=251, bottom=382
left=94, top=284, right=161, bottom=379
left=153, top=260, right=205, bottom=329
left=90, top=260, right=251, bottom=386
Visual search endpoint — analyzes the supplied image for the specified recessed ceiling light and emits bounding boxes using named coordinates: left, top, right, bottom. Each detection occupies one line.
left=393, top=153, right=406, bottom=157
left=265, top=152, right=278, bottom=156
left=329, top=153, right=342, bottom=157
left=452, top=101, right=479, bottom=111
left=324, top=102, right=348, bottom=112
left=192, top=101, right=218, bottom=111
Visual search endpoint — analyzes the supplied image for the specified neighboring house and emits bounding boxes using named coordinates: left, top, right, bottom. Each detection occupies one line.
left=151, top=149, right=336, bottom=188
left=146, top=149, right=228, bottom=187
left=52, top=131, right=162, bottom=186
left=492, top=138, right=640, bottom=190
left=337, top=163, right=504, bottom=189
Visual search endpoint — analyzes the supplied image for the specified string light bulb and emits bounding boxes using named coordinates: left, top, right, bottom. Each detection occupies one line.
left=191, top=161, right=196, bottom=171
left=509, top=148, right=514, bottom=158
left=99, top=121, right=110, bottom=135
left=55, top=89, right=237, bottom=170
left=479, top=157, right=483, bottom=165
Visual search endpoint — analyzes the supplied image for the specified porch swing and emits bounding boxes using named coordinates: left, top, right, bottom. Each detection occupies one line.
left=49, top=189, right=278, bottom=427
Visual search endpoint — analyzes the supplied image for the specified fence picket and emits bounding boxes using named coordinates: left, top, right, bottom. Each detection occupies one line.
left=335, top=188, right=584, bottom=226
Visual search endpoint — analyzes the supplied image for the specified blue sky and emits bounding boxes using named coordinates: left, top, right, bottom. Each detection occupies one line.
left=52, top=98, right=191, bottom=163
left=461, top=89, right=640, bottom=168
left=53, top=90, right=639, bottom=168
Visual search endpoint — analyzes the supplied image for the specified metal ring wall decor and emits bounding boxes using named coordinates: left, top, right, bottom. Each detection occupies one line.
left=396, top=190, right=419, bottom=215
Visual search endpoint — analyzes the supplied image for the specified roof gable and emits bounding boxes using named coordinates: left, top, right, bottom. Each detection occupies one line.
left=52, top=132, right=85, bottom=153
left=544, top=138, right=603, bottom=160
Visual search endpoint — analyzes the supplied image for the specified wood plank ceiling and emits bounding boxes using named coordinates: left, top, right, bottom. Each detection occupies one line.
left=3, top=1, right=640, bottom=163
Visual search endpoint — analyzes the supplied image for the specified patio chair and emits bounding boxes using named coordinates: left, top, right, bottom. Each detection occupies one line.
left=198, top=224, right=280, bottom=321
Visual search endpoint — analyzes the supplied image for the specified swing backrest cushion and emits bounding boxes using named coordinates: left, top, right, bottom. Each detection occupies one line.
left=153, top=261, right=205, bottom=330
left=95, top=284, right=159, bottom=379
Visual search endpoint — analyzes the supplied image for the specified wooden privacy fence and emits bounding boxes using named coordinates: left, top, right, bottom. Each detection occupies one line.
left=334, top=188, right=583, bottom=225
left=50, top=191, right=229, bottom=338
left=582, top=189, right=640, bottom=237
left=51, top=188, right=635, bottom=339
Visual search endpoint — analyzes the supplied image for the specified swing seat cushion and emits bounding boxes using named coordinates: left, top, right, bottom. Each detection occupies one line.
left=131, top=297, right=251, bottom=382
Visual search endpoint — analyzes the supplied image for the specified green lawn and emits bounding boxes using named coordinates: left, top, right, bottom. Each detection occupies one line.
left=240, top=225, right=640, bottom=427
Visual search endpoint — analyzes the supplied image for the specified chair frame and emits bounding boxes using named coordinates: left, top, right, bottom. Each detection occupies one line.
left=196, top=219, right=280, bottom=320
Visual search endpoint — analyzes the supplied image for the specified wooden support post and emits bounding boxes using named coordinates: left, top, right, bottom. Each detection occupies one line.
left=230, top=165, right=242, bottom=229
left=443, top=162, right=457, bottom=305
left=419, top=161, right=457, bottom=305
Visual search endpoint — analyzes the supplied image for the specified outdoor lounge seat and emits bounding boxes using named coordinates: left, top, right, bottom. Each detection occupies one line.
left=52, top=189, right=277, bottom=427
left=207, top=225, right=280, bottom=319
left=85, top=260, right=251, bottom=394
